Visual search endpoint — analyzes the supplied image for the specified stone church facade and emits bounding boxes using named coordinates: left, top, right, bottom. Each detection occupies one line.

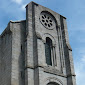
left=0, top=1, right=76, bottom=85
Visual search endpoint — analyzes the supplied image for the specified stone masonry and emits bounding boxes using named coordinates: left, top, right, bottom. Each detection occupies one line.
left=0, top=1, right=76, bottom=85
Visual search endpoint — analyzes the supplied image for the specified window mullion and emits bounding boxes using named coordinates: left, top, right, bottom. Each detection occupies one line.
left=51, top=46, right=54, bottom=66
left=54, top=46, right=57, bottom=66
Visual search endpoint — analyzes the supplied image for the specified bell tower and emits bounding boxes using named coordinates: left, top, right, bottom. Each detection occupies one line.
left=25, top=1, right=76, bottom=85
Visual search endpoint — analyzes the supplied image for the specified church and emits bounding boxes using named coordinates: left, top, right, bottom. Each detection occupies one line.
left=0, top=1, right=76, bottom=85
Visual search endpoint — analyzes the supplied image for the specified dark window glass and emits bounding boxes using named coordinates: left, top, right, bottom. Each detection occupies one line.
left=45, top=37, right=52, bottom=65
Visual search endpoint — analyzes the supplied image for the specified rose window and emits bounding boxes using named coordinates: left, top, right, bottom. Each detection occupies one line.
left=39, top=12, right=56, bottom=29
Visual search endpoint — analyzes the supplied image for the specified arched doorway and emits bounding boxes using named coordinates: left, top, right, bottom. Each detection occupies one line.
left=47, top=82, right=59, bottom=85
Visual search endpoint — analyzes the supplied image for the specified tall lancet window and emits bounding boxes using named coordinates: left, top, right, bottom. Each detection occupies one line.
left=45, top=37, right=52, bottom=66
left=45, top=37, right=57, bottom=66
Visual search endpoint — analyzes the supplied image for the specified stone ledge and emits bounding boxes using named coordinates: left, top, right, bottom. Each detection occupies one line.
left=44, top=66, right=66, bottom=77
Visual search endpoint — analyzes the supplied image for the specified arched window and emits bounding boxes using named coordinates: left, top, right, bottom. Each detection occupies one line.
left=45, top=37, right=57, bottom=66
left=45, top=37, right=52, bottom=65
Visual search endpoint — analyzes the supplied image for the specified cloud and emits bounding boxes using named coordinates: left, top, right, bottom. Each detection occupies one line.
left=75, top=54, right=85, bottom=85
left=21, top=4, right=26, bottom=11
left=81, top=55, right=85, bottom=62
left=12, top=0, right=22, bottom=4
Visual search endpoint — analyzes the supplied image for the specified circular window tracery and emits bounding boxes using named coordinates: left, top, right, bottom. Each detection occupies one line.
left=39, top=12, right=56, bottom=29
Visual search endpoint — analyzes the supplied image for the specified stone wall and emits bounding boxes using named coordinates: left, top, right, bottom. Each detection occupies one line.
left=25, top=2, right=76, bottom=85
left=0, top=20, right=26, bottom=85
left=0, top=23, right=12, bottom=85
left=10, top=20, right=26, bottom=85
left=0, top=1, right=76, bottom=85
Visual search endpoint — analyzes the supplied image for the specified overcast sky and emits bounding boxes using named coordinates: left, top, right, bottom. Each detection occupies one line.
left=0, top=0, right=85, bottom=85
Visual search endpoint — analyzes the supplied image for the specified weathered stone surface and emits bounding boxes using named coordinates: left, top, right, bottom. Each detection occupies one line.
left=0, top=1, right=76, bottom=85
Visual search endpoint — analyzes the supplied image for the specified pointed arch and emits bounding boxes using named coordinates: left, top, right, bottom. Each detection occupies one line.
left=42, top=33, right=57, bottom=66
left=42, top=33, right=56, bottom=46
left=44, top=77, right=63, bottom=85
